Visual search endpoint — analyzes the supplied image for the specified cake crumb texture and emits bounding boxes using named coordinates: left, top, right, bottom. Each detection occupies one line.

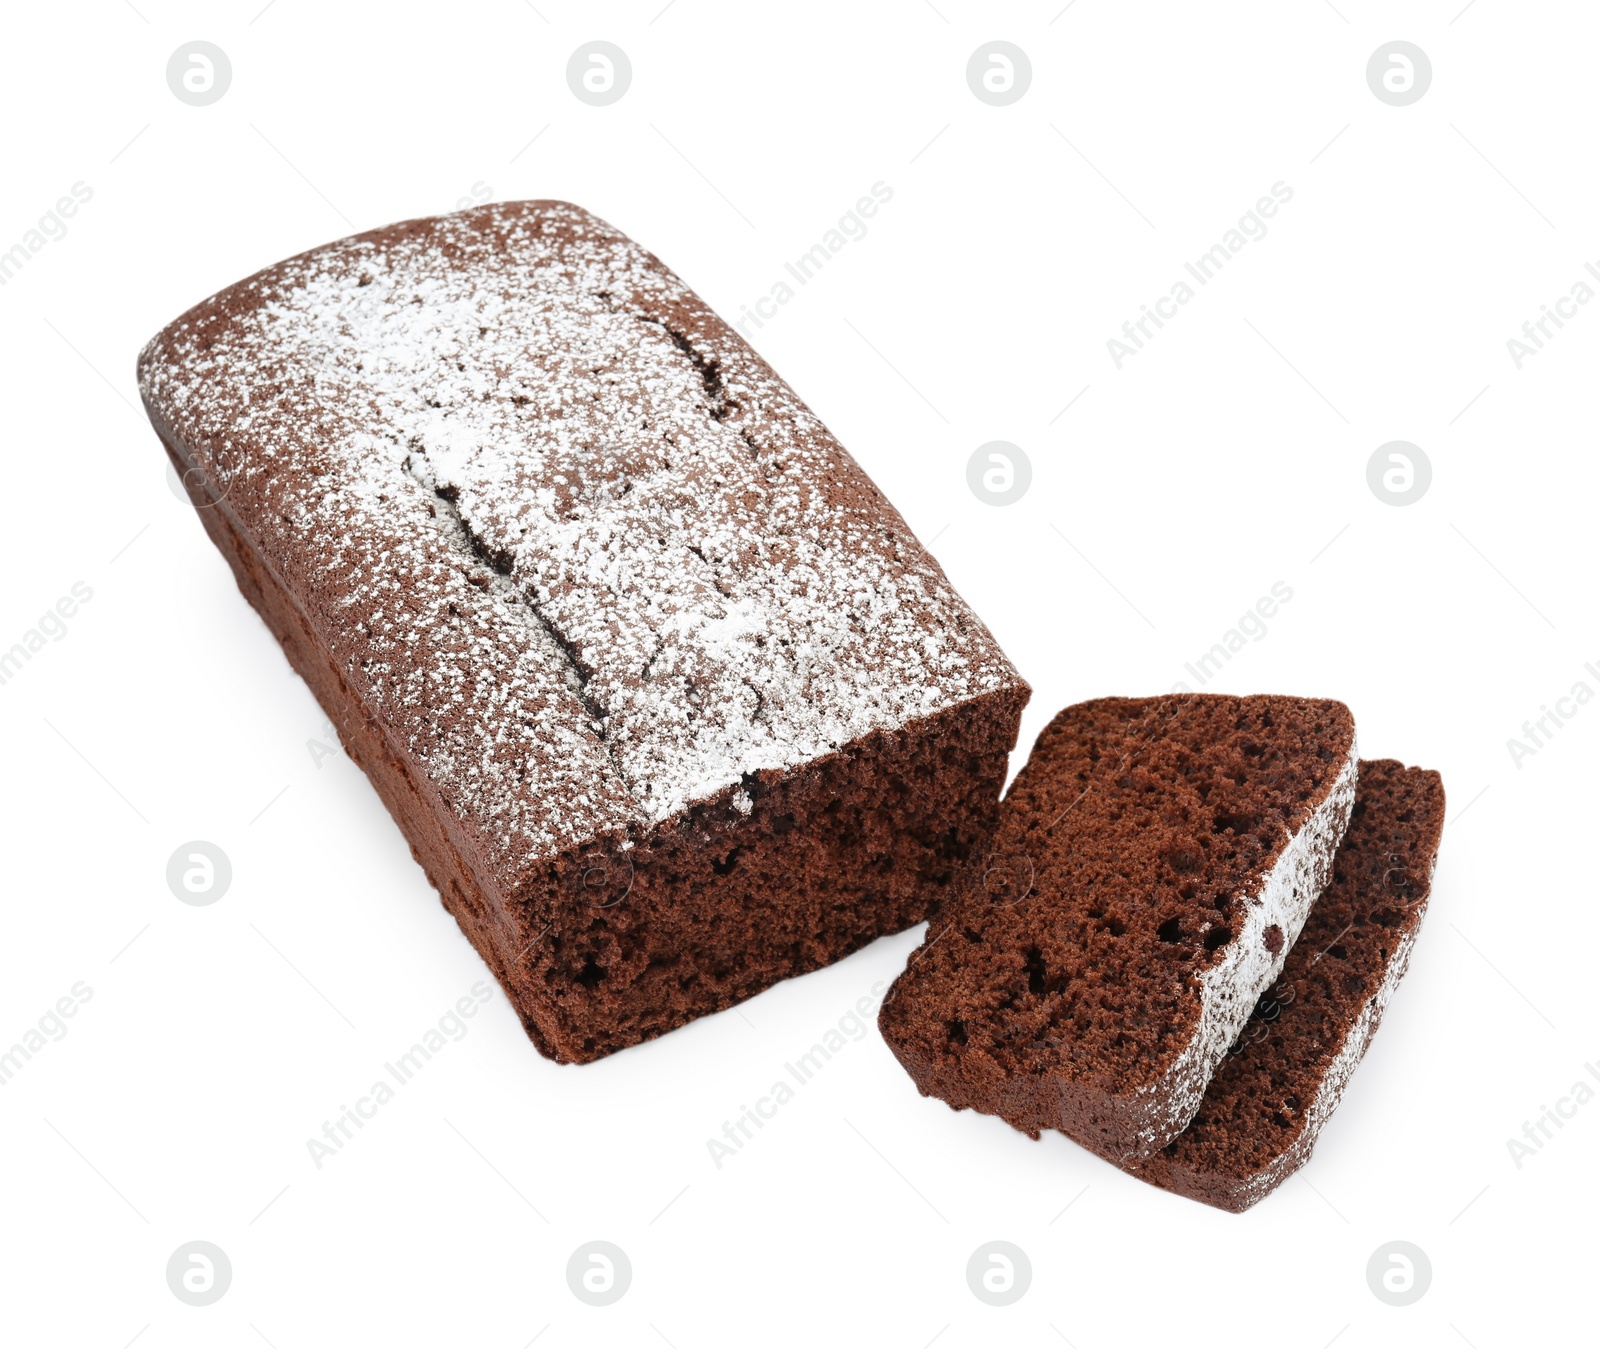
left=880, top=693, right=1356, bottom=1160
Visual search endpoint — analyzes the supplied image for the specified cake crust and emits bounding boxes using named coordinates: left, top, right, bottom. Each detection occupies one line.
left=1133, top=760, right=1445, bottom=1210
left=140, top=201, right=1028, bottom=1061
left=879, top=694, right=1357, bottom=1162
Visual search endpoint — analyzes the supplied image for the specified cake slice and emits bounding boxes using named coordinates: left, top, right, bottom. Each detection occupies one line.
left=137, top=201, right=1028, bottom=1063
left=1132, top=759, right=1444, bottom=1210
left=879, top=694, right=1357, bottom=1163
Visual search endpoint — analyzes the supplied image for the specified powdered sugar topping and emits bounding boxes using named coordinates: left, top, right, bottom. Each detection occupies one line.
left=139, top=201, right=1018, bottom=866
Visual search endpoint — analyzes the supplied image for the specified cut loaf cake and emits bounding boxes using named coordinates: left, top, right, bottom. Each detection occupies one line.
left=138, top=201, right=1029, bottom=1063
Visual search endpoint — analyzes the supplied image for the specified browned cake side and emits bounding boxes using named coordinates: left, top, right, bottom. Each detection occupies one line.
left=1132, top=760, right=1445, bottom=1210
left=139, top=201, right=1028, bottom=1062
left=879, top=695, right=1357, bottom=1163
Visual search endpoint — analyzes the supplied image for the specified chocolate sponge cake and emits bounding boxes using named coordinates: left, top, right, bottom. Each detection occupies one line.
left=1134, top=760, right=1445, bottom=1210
left=879, top=694, right=1357, bottom=1163
left=138, top=201, right=1028, bottom=1063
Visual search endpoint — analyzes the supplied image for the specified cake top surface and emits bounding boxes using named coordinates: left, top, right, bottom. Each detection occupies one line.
left=1157, top=758, right=1444, bottom=1181
left=883, top=693, right=1356, bottom=1093
left=138, top=201, right=1022, bottom=874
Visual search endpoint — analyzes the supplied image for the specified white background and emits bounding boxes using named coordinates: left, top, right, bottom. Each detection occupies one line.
left=1, top=2, right=1594, bottom=1345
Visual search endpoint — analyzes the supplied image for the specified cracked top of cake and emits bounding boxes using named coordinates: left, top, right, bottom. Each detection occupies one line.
left=138, top=200, right=1022, bottom=873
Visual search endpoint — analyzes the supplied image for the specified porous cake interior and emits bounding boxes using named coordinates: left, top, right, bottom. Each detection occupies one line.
left=882, top=696, right=1354, bottom=1095
left=507, top=691, right=1026, bottom=1061
left=1151, top=759, right=1444, bottom=1184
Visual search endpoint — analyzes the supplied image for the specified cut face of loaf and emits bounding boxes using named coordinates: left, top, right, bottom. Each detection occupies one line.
left=1132, top=760, right=1445, bottom=1210
left=879, top=694, right=1357, bottom=1163
left=138, top=200, right=1029, bottom=1063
